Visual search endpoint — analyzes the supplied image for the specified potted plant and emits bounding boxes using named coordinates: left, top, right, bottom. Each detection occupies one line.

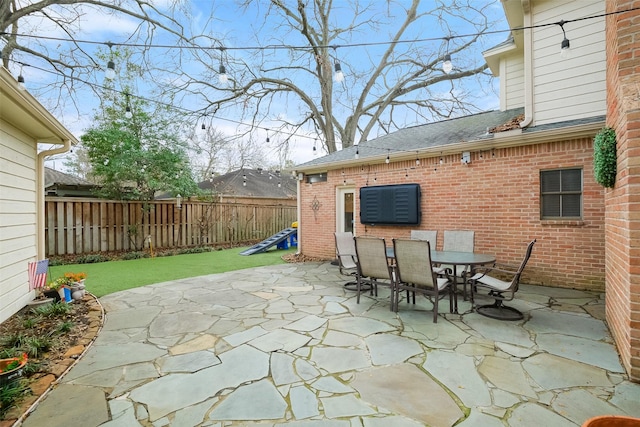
left=63, top=272, right=87, bottom=286
left=46, top=276, right=72, bottom=302
left=64, top=272, right=87, bottom=300
left=0, top=353, right=28, bottom=385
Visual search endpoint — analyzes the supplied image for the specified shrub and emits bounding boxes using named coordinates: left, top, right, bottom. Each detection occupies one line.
left=121, top=251, right=149, bottom=260
left=593, top=127, right=617, bottom=188
left=75, top=254, right=109, bottom=264
left=177, top=246, right=212, bottom=255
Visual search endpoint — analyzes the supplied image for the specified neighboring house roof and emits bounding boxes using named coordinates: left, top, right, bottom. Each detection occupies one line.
left=198, top=168, right=296, bottom=199
left=295, top=107, right=605, bottom=172
left=44, top=167, right=97, bottom=197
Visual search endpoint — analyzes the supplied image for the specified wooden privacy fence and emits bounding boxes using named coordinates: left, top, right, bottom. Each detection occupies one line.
left=45, top=198, right=297, bottom=256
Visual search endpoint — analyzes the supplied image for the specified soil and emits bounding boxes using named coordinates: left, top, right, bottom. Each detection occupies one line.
left=0, top=295, right=103, bottom=425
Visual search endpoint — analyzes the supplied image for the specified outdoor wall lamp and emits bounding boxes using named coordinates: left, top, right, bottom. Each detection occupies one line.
left=461, top=152, right=471, bottom=165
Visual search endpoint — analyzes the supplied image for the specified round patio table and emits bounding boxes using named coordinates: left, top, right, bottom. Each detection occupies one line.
left=386, top=248, right=496, bottom=314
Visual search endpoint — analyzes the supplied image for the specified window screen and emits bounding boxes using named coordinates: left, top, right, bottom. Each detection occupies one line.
left=540, top=169, right=582, bottom=219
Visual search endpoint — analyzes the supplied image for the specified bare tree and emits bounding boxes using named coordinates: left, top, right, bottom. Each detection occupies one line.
left=0, top=0, right=200, bottom=115
left=166, top=0, right=496, bottom=153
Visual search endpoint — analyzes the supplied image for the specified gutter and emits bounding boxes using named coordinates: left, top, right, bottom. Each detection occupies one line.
left=294, top=118, right=605, bottom=175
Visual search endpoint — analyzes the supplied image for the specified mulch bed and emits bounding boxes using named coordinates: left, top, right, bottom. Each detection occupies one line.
left=0, top=295, right=103, bottom=426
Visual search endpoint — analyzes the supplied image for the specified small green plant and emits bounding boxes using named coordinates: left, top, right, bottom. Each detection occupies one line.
left=21, top=316, right=42, bottom=329
left=22, top=337, right=52, bottom=359
left=31, top=302, right=71, bottom=318
left=54, top=321, right=74, bottom=334
left=0, top=380, right=28, bottom=418
left=593, top=127, right=617, bottom=188
left=0, top=334, right=26, bottom=350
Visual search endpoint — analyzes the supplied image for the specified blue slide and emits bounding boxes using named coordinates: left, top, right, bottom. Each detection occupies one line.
left=239, top=227, right=298, bottom=255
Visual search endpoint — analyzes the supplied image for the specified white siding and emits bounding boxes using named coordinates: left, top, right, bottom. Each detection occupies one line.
left=503, top=54, right=525, bottom=110
left=0, top=120, right=38, bottom=323
left=531, top=0, right=605, bottom=125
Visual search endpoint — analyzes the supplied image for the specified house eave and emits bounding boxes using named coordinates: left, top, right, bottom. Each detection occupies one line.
left=294, top=118, right=605, bottom=175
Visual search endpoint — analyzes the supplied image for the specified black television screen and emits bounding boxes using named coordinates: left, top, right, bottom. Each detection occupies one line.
left=359, top=183, right=421, bottom=225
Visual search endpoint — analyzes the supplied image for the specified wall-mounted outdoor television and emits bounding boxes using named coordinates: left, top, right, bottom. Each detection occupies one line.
left=359, top=183, right=421, bottom=226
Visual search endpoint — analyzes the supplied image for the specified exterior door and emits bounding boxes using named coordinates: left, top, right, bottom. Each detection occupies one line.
left=337, top=187, right=355, bottom=234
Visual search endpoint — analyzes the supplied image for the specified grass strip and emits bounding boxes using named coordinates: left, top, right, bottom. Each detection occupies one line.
left=49, top=247, right=297, bottom=297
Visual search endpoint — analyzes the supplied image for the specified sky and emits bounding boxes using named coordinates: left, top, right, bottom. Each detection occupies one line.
left=8, top=0, right=510, bottom=172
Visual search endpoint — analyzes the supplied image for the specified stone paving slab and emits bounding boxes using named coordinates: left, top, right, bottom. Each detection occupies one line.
left=18, top=262, right=640, bottom=427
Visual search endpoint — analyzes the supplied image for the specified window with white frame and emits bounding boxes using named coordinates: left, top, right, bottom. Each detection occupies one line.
left=540, top=168, right=582, bottom=219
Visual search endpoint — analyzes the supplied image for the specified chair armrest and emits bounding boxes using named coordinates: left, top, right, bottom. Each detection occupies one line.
left=468, top=264, right=518, bottom=281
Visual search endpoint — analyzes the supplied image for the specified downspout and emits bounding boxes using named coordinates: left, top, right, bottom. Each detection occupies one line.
left=36, top=140, right=71, bottom=259
left=520, top=0, right=534, bottom=128
left=295, top=171, right=302, bottom=255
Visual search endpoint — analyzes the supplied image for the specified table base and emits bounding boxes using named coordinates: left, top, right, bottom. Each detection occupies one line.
left=476, top=303, right=523, bottom=321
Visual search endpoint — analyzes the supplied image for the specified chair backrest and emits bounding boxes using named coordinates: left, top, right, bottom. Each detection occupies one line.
left=443, top=230, right=474, bottom=252
left=511, top=239, right=537, bottom=289
left=393, top=239, right=437, bottom=289
left=335, top=232, right=357, bottom=270
left=410, top=230, right=437, bottom=246
left=354, top=237, right=392, bottom=281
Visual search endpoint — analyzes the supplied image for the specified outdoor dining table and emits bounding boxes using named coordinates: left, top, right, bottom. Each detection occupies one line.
left=386, top=248, right=496, bottom=314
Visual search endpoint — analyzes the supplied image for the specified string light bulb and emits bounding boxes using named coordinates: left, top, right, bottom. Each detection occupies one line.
left=17, top=74, right=26, bottom=90
left=442, top=54, right=453, bottom=74
left=105, top=60, right=116, bottom=80
left=218, top=64, right=228, bottom=84
left=416, top=152, right=420, bottom=166
left=124, top=92, right=132, bottom=118
left=355, top=145, right=359, bottom=159
left=385, top=150, right=390, bottom=164
left=334, top=62, right=344, bottom=82
left=218, top=47, right=228, bottom=84
left=557, top=20, right=571, bottom=58
left=332, top=46, right=344, bottom=82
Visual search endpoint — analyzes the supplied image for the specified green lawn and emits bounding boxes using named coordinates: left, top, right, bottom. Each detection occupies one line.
left=49, top=247, right=297, bottom=297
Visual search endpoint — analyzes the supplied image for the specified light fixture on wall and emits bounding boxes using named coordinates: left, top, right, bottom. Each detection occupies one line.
left=461, top=151, right=471, bottom=165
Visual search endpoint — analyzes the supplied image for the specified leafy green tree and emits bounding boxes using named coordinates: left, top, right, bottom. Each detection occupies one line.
left=81, top=93, right=198, bottom=201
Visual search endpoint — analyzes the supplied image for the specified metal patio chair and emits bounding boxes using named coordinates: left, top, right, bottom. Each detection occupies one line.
left=334, top=232, right=358, bottom=290
left=467, top=239, right=536, bottom=320
left=393, top=238, right=453, bottom=322
left=354, top=236, right=395, bottom=308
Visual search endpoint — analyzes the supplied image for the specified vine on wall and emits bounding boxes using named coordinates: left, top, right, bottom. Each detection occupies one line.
left=593, top=127, right=617, bottom=188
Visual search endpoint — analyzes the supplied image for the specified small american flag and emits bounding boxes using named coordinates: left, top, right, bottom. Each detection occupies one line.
left=28, top=259, right=49, bottom=291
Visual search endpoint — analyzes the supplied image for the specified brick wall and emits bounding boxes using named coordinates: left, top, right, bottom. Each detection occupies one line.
left=299, top=137, right=605, bottom=291
left=605, top=0, right=640, bottom=382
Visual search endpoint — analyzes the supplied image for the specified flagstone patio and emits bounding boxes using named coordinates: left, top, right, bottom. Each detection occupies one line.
left=19, top=262, right=640, bottom=427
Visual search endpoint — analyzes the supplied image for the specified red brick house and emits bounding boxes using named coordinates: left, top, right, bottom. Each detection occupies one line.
left=293, top=0, right=640, bottom=381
